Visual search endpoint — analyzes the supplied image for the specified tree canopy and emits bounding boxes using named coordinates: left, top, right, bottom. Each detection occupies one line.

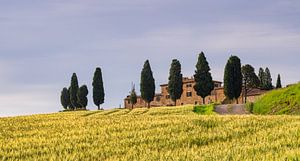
left=168, top=59, right=183, bottom=106
left=92, top=67, right=105, bottom=110
left=140, top=60, right=155, bottom=108
left=193, top=52, right=214, bottom=104
left=224, top=55, right=243, bottom=103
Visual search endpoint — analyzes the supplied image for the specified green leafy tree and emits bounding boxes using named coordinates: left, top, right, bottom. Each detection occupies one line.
left=242, top=64, right=260, bottom=103
left=258, top=68, right=265, bottom=89
left=129, top=84, right=137, bottom=109
left=193, top=52, right=214, bottom=104
left=60, top=87, right=70, bottom=110
left=77, top=85, right=89, bottom=109
left=265, top=67, right=273, bottom=90
left=92, top=67, right=105, bottom=110
left=69, top=73, right=80, bottom=109
left=276, top=74, right=282, bottom=89
left=168, top=59, right=183, bottom=106
left=140, top=60, right=155, bottom=108
left=224, top=55, right=242, bottom=104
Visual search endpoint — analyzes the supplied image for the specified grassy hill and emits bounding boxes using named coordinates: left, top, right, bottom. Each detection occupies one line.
left=1, top=106, right=300, bottom=160
left=253, top=83, right=300, bottom=115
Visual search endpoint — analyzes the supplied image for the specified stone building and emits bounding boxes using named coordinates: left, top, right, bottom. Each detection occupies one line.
left=124, top=76, right=266, bottom=109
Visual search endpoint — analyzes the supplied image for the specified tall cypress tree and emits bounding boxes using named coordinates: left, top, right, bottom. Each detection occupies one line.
left=92, top=67, right=105, bottom=110
left=276, top=74, right=282, bottom=89
left=168, top=59, right=183, bottom=106
left=224, top=55, right=242, bottom=104
left=69, top=73, right=79, bottom=109
left=77, top=85, right=89, bottom=109
left=258, top=67, right=265, bottom=89
left=193, top=52, right=214, bottom=104
left=60, top=87, right=70, bottom=110
left=140, top=60, right=155, bottom=108
left=68, top=86, right=74, bottom=110
left=265, top=67, right=273, bottom=90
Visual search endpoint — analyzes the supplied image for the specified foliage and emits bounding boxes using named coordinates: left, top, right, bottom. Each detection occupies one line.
left=60, top=87, right=70, bottom=110
left=129, top=84, right=137, bottom=109
left=1, top=106, right=300, bottom=160
left=264, top=67, right=273, bottom=90
left=77, top=85, right=89, bottom=109
left=193, top=52, right=214, bottom=104
left=68, top=87, right=74, bottom=110
left=258, top=67, right=265, bottom=89
left=276, top=74, right=282, bottom=89
left=168, top=59, right=183, bottom=106
left=224, top=55, right=242, bottom=103
left=241, top=64, right=260, bottom=103
left=193, top=104, right=216, bottom=115
left=253, top=83, right=300, bottom=114
left=140, top=60, right=155, bottom=108
left=92, top=67, right=105, bottom=110
left=69, top=73, right=80, bottom=109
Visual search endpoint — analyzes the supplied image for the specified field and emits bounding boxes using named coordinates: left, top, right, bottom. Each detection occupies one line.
left=254, top=83, right=300, bottom=115
left=1, top=106, right=300, bottom=160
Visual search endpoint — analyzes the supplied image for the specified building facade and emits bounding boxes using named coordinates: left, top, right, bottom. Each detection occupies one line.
left=124, top=77, right=265, bottom=109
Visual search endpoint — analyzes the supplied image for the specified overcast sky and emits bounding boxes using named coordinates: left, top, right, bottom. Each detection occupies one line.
left=0, top=0, right=299, bottom=116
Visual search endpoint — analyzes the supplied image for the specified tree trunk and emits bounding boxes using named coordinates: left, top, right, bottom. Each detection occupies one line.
left=174, top=100, right=176, bottom=106
left=131, top=104, right=133, bottom=110
left=98, top=105, right=100, bottom=110
left=236, top=99, right=239, bottom=104
left=203, top=97, right=205, bottom=105
left=148, top=102, right=150, bottom=108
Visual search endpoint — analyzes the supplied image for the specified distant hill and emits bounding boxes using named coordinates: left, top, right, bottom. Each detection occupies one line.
left=253, top=83, right=300, bottom=114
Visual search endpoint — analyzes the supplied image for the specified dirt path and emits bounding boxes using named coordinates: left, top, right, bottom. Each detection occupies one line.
left=214, top=104, right=249, bottom=115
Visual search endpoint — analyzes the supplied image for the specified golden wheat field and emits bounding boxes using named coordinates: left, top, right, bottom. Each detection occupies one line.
left=0, top=106, right=300, bottom=160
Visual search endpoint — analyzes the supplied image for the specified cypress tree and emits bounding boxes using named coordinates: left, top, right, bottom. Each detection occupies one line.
left=265, top=67, right=273, bottom=90
left=276, top=74, right=282, bottom=89
left=129, top=84, right=137, bottom=109
left=60, top=87, right=70, bottom=110
left=258, top=68, right=265, bottom=89
left=140, top=60, right=155, bottom=108
left=224, top=55, right=242, bottom=104
left=193, top=52, right=214, bottom=104
left=92, top=67, right=105, bottom=110
left=241, top=64, right=260, bottom=103
left=77, top=85, right=89, bottom=109
left=168, top=59, right=183, bottom=106
left=68, top=86, right=74, bottom=110
left=69, top=73, right=79, bottom=109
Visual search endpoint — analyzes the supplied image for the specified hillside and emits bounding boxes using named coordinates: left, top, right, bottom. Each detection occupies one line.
left=1, top=106, right=300, bottom=160
left=253, top=83, right=300, bottom=115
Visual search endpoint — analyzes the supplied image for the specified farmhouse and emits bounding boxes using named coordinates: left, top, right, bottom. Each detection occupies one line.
left=124, top=76, right=266, bottom=109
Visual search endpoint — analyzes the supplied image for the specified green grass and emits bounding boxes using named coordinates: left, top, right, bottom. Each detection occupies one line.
left=253, top=83, right=300, bottom=115
left=193, top=104, right=216, bottom=115
left=1, top=106, right=300, bottom=160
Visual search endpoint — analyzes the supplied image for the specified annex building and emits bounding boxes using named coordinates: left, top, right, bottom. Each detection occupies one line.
left=124, top=76, right=266, bottom=109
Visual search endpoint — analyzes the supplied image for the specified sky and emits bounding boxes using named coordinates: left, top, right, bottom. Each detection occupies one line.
left=0, top=0, right=299, bottom=116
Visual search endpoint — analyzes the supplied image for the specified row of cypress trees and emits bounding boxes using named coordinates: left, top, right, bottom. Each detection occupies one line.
left=131, top=53, right=282, bottom=107
left=60, top=67, right=105, bottom=110
left=134, top=52, right=216, bottom=107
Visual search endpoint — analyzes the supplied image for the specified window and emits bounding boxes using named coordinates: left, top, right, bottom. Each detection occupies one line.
left=186, top=92, right=192, bottom=97
left=128, top=100, right=131, bottom=104
left=156, top=96, right=161, bottom=102
left=186, top=84, right=192, bottom=88
left=195, top=101, right=198, bottom=105
left=214, top=83, right=220, bottom=88
left=166, top=95, right=170, bottom=99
